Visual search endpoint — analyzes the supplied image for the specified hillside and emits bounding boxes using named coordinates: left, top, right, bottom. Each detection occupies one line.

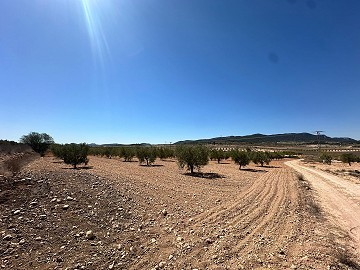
left=175, top=132, right=358, bottom=145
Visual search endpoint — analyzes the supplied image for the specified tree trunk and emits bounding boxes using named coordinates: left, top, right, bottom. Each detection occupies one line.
left=190, top=165, right=194, bottom=174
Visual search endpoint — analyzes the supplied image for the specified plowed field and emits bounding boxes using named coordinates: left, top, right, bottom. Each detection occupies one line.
left=1, top=155, right=359, bottom=269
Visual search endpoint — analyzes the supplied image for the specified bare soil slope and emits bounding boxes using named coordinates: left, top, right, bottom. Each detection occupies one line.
left=1, top=156, right=358, bottom=269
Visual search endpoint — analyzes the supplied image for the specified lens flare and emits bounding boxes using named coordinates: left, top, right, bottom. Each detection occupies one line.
left=81, top=0, right=110, bottom=67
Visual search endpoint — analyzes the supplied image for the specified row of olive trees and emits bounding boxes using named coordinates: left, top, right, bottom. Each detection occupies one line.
left=176, top=146, right=287, bottom=173
left=89, top=146, right=175, bottom=165
left=319, top=152, right=360, bottom=166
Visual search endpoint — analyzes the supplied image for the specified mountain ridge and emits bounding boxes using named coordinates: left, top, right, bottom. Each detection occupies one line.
left=174, top=132, right=359, bottom=145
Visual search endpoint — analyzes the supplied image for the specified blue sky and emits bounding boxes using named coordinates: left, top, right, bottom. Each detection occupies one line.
left=1, top=0, right=359, bottom=144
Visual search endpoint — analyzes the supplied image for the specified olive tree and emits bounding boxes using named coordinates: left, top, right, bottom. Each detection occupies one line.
left=231, top=149, right=250, bottom=170
left=157, top=147, right=175, bottom=160
left=340, top=153, right=357, bottom=166
left=136, top=147, right=157, bottom=166
left=252, top=151, right=272, bottom=167
left=20, top=132, right=54, bottom=156
left=121, top=147, right=135, bottom=162
left=210, top=149, right=226, bottom=164
left=319, top=153, right=332, bottom=165
left=61, top=143, right=89, bottom=168
left=176, top=145, right=209, bottom=174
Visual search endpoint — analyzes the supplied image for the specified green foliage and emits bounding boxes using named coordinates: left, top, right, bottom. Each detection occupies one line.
left=157, top=147, right=174, bottom=160
left=136, top=147, right=157, bottom=166
left=230, top=149, right=250, bottom=169
left=53, top=143, right=89, bottom=168
left=176, top=145, right=209, bottom=174
left=51, top=144, right=64, bottom=159
left=252, top=151, right=272, bottom=167
left=340, top=153, right=357, bottom=166
left=63, top=143, right=89, bottom=168
left=20, top=132, right=54, bottom=156
left=268, top=151, right=285, bottom=160
left=319, top=153, right=332, bottom=165
left=210, top=149, right=227, bottom=164
left=121, top=147, right=135, bottom=162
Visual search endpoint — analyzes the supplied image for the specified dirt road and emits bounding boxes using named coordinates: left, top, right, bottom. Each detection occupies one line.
left=286, top=159, right=360, bottom=255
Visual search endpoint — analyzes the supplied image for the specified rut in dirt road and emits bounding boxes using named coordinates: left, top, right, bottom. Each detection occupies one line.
left=286, top=159, right=360, bottom=254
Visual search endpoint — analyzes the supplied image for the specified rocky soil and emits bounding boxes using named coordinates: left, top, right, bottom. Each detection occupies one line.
left=1, top=155, right=359, bottom=269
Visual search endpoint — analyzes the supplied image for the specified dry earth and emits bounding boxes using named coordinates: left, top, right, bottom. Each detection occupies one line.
left=1, top=154, right=359, bottom=269
left=286, top=160, right=360, bottom=256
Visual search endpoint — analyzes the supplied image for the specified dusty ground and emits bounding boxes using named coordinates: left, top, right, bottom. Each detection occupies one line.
left=301, top=160, right=360, bottom=184
left=1, top=155, right=359, bottom=269
left=287, top=160, right=360, bottom=256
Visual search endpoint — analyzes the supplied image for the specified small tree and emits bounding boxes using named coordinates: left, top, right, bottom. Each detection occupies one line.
left=319, top=153, right=332, bottom=165
left=176, top=145, right=209, bottom=174
left=136, top=147, right=157, bottom=166
left=231, top=149, right=250, bottom=170
left=20, top=132, right=54, bottom=156
left=252, top=151, right=272, bottom=167
left=210, top=149, right=226, bottom=164
left=121, top=147, right=135, bottom=162
left=157, top=147, right=175, bottom=160
left=62, top=143, right=89, bottom=168
left=51, top=144, right=64, bottom=159
left=340, top=153, right=357, bottom=166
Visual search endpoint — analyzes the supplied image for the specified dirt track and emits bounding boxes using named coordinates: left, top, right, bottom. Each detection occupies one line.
left=1, top=156, right=359, bottom=269
left=286, top=159, right=360, bottom=255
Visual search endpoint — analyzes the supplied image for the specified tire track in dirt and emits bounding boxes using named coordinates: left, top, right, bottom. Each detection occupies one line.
left=184, top=168, right=299, bottom=269
left=128, top=166, right=304, bottom=269
left=81, top=157, right=348, bottom=269
left=286, top=159, right=360, bottom=254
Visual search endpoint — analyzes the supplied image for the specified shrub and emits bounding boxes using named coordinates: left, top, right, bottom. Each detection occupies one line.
left=176, top=145, right=209, bottom=174
left=157, top=147, right=174, bottom=160
left=340, top=153, right=357, bottom=166
left=231, top=149, right=250, bottom=170
left=210, top=149, right=226, bottom=164
left=252, top=151, right=272, bottom=167
left=4, top=157, right=22, bottom=176
left=20, top=132, right=54, bottom=156
left=61, top=143, right=89, bottom=168
left=121, top=147, right=135, bottom=162
left=319, top=153, right=332, bottom=165
left=136, top=147, right=157, bottom=166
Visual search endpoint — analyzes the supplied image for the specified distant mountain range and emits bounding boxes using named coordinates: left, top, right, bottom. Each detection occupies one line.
left=88, top=143, right=152, bottom=147
left=174, top=133, right=359, bottom=145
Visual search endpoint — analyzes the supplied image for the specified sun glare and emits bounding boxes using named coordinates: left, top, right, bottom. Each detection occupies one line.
left=80, top=0, right=110, bottom=67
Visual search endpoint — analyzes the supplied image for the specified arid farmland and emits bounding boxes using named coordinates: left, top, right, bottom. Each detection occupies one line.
left=2, top=150, right=360, bottom=269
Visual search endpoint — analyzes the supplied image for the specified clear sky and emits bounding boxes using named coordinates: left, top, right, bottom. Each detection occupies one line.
left=1, top=0, right=359, bottom=144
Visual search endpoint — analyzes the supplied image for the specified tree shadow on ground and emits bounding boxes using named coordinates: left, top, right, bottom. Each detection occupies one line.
left=241, top=168, right=268, bottom=173
left=61, top=166, right=94, bottom=170
left=260, top=165, right=280, bottom=169
left=140, top=164, right=164, bottom=167
left=184, top=172, right=224, bottom=179
left=160, top=159, right=176, bottom=162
